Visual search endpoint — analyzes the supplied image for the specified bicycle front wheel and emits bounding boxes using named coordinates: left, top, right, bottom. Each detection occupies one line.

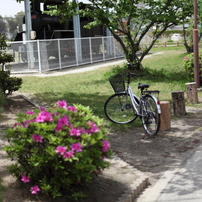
left=104, top=93, right=138, bottom=124
left=141, top=94, right=160, bottom=136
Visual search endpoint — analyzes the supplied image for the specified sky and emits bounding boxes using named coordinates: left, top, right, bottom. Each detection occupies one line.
left=0, top=0, right=91, bottom=17
left=0, top=0, right=24, bottom=17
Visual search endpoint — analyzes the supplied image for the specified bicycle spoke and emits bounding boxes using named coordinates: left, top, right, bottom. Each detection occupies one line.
left=104, top=93, right=138, bottom=124
left=141, top=95, right=160, bottom=136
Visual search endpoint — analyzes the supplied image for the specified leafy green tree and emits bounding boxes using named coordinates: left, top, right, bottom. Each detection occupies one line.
left=0, top=16, right=7, bottom=33
left=4, top=12, right=24, bottom=40
left=182, top=0, right=202, bottom=53
left=45, top=0, right=193, bottom=69
left=14, top=11, right=25, bottom=33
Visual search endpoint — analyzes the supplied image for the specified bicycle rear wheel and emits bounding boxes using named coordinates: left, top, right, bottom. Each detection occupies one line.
left=104, top=93, right=138, bottom=124
left=141, top=94, right=160, bottom=136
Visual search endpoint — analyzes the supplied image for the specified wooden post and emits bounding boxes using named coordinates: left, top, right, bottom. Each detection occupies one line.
left=160, top=101, right=171, bottom=131
left=185, top=82, right=199, bottom=104
left=171, top=91, right=186, bottom=116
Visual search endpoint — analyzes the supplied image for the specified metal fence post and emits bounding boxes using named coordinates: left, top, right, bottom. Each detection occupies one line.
left=37, top=40, right=42, bottom=73
left=113, top=38, right=116, bottom=58
left=89, top=37, right=92, bottom=63
left=75, top=38, right=79, bottom=66
left=58, top=39, right=61, bottom=69
left=102, top=37, right=105, bottom=61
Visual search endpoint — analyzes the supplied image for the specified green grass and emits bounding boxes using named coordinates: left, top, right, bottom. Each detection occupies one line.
left=150, top=45, right=185, bottom=52
left=0, top=177, right=5, bottom=202
left=18, top=49, right=193, bottom=131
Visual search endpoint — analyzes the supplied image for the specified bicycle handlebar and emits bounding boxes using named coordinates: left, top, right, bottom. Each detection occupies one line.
left=127, top=72, right=140, bottom=78
left=126, top=63, right=140, bottom=78
left=127, top=62, right=138, bottom=68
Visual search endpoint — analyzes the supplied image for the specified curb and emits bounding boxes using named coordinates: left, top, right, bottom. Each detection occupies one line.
left=117, top=176, right=149, bottom=202
left=109, top=156, right=149, bottom=202
left=17, top=92, right=150, bottom=202
left=16, top=92, right=40, bottom=109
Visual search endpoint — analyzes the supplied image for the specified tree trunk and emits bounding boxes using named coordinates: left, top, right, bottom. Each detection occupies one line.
left=171, top=91, right=186, bottom=116
left=185, top=82, right=199, bottom=104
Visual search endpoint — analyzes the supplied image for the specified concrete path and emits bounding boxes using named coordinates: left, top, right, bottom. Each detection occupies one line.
left=135, top=143, right=202, bottom=202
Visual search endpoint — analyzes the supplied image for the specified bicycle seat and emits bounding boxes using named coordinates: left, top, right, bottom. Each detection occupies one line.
left=138, top=83, right=149, bottom=90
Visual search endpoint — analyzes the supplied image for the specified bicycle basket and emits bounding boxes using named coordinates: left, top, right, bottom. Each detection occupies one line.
left=109, top=74, right=125, bottom=93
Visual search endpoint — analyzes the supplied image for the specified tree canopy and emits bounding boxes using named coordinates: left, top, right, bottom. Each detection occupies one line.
left=44, top=0, right=193, bottom=69
left=0, top=16, right=7, bottom=33
left=182, top=0, right=202, bottom=53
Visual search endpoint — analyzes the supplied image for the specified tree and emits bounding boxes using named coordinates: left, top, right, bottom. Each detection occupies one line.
left=182, top=0, right=202, bottom=53
left=0, top=16, right=7, bottom=33
left=45, top=0, right=193, bottom=70
left=4, top=12, right=24, bottom=40
left=14, top=11, right=25, bottom=33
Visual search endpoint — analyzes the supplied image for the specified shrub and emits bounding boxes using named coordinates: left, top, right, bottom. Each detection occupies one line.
left=0, top=70, right=22, bottom=96
left=183, top=53, right=202, bottom=85
left=4, top=101, right=112, bottom=200
left=167, top=39, right=174, bottom=42
left=0, top=33, right=22, bottom=96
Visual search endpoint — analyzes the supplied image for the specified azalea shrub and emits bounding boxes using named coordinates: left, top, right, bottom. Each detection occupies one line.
left=4, top=101, right=112, bottom=200
left=183, top=53, right=202, bottom=85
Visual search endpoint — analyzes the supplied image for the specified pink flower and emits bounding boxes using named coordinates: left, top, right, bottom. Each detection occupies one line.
left=63, top=150, right=75, bottom=159
left=70, top=143, right=83, bottom=152
left=32, top=134, right=43, bottom=143
left=184, top=56, right=188, bottom=60
left=39, top=107, right=46, bottom=111
left=94, top=169, right=101, bottom=174
left=23, top=120, right=32, bottom=128
left=59, top=115, right=69, bottom=125
left=55, top=122, right=63, bottom=132
left=89, top=122, right=99, bottom=133
left=55, top=146, right=66, bottom=155
left=56, top=100, right=67, bottom=108
left=55, top=115, right=69, bottom=132
left=67, top=106, right=77, bottom=112
left=21, top=175, right=30, bottom=183
left=26, top=111, right=34, bottom=115
left=30, top=185, right=40, bottom=194
left=102, top=140, right=110, bottom=152
left=13, top=123, right=23, bottom=129
left=90, top=125, right=99, bottom=133
left=36, top=111, right=53, bottom=123
left=70, top=128, right=81, bottom=136
left=84, top=129, right=92, bottom=135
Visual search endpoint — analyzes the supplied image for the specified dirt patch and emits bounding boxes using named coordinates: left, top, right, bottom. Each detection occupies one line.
left=1, top=93, right=202, bottom=202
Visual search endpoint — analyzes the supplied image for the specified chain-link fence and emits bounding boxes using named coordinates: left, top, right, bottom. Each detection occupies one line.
left=6, top=36, right=124, bottom=74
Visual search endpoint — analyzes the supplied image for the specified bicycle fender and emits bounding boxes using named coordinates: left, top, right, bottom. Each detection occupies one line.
left=149, top=94, right=161, bottom=114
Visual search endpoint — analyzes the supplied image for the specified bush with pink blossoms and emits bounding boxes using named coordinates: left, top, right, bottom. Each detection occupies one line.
left=183, top=53, right=202, bottom=85
left=4, top=101, right=112, bottom=200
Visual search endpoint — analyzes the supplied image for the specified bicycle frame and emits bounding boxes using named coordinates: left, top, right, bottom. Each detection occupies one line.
left=126, top=84, right=161, bottom=117
left=127, top=85, right=140, bottom=115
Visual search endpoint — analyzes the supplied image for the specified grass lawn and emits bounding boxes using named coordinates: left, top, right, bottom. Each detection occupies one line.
left=18, top=48, right=198, bottom=130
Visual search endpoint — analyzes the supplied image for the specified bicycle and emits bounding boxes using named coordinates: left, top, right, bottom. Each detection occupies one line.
left=104, top=63, right=161, bottom=136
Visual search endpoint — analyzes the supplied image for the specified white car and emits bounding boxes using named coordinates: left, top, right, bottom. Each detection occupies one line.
left=171, top=34, right=182, bottom=41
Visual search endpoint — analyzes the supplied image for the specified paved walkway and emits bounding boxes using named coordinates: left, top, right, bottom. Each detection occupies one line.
left=135, top=143, right=202, bottom=202
left=12, top=59, right=126, bottom=77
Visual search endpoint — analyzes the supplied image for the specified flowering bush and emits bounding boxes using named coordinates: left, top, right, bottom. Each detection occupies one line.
left=4, top=101, right=112, bottom=200
left=183, top=53, right=202, bottom=85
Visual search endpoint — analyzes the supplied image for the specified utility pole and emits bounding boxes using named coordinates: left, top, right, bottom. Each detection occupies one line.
left=24, top=0, right=32, bottom=41
left=73, top=0, right=82, bottom=63
left=193, top=0, right=200, bottom=87
left=24, top=0, right=34, bottom=69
